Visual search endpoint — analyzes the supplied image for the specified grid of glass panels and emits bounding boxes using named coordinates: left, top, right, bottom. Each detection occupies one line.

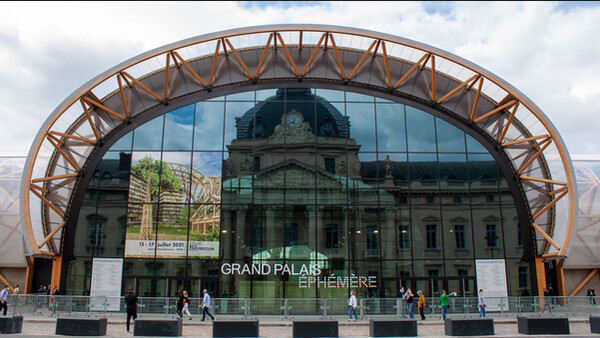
left=65, top=88, right=531, bottom=298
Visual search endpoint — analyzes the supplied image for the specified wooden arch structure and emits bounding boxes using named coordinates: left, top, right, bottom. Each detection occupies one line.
left=21, top=25, right=576, bottom=272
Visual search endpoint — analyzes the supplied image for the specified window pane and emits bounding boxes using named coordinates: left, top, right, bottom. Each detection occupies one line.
left=315, top=89, right=345, bottom=102
left=466, top=134, right=487, bottom=153
left=163, top=105, right=194, bottom=151
left=442, top=204, right=472, bottom=259
left=406, top=107, right=436, bottom=152
left=133, top=116, right=164, bottom=151
left=225, top=101, right=255, bottom=147
left=285, top=153, right=316, bottom=204
left=347, top=102, right=376, bottom=152
left=194, top=101, right=225, bottom=151
left=376, top=103, right=407, bottom=152
left=256, top=89, right=278, bottom=101
left=436, top=118, right=465, bottom=153
left=439, top=153, right=467, bottom=193
left=346, top=92, right=374, bottom=102
left=111, top=131, right=133, bottom=151
left=161, top=152, right=192, bottom=204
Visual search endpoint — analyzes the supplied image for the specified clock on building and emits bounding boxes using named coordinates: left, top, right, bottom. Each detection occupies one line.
left=285, top=110, right=303, bottom=127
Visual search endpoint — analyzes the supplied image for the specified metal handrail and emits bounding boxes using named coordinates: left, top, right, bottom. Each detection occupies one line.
left=5, top=294, right=598, bottom=319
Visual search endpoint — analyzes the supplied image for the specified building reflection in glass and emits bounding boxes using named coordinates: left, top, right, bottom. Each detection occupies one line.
left=65, top=88, right=530, bottom=298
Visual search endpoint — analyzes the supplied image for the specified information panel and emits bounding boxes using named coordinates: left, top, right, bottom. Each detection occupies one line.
left=475, top=259, right=508, bottom=312
left=90, top=258, right=123, bottom=312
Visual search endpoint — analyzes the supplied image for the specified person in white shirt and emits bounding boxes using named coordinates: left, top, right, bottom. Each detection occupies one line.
left=200, top=289, right=215, bottom=321
left=182, top=290, right=192, bottom=320
left=0, top=285, right=10, bottom=315
left=348, top=290, right=358, bottom=321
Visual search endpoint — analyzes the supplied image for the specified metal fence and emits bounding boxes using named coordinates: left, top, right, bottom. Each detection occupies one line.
left=4, top=295, right=600, bottom=319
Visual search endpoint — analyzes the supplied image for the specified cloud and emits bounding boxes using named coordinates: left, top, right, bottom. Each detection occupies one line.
left=1, top=1, right=598, bottom=156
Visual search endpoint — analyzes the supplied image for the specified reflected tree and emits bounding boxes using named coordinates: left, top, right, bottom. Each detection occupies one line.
left=131, top=156, right=181, bottom=198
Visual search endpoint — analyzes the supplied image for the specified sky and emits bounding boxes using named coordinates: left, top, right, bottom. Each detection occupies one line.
left=1, top=1, right=599, bottom=156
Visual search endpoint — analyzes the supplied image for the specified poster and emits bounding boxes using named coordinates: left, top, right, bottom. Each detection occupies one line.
left=124, top=239, right=219, bottom=258
left=90, top=258, right=123, bottom=311
left=475, top=259, right=508, bottom=311
left=124, top=154, right=221, bottom=259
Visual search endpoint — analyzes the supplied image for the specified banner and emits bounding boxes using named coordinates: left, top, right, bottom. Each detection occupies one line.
left=475, top=259, right=508, bottom=312
left=90, top=258, right=123, bottom=311
left=124, top=240, right=219, bottom=258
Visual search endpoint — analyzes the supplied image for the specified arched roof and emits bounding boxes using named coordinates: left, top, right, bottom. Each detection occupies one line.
left=21, top=24, right=576, bottom=261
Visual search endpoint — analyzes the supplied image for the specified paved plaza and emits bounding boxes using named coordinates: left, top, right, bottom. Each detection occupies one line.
left=2, top=315, right=597, bottom=337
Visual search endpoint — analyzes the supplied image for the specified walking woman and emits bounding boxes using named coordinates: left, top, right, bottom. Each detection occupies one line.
left=348, top=290, right=358, bottom=321
left=478, top=289, right=486, bottom=317
left=182, top=290, right=192, bottom=320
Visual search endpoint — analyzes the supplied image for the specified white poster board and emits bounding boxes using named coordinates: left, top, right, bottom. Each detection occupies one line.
left=475, top=259, right=508, bottom=311
left=90, top=258, right=123, bottom=311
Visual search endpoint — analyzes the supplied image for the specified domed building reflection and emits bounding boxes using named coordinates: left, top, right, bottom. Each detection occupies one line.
left=65, top=88, right=527, bottom=299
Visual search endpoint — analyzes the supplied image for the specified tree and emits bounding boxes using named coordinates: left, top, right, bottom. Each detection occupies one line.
left=131, top=156, right=181, bottom=198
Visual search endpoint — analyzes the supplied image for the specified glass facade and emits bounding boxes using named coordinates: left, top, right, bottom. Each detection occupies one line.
left=64, top=88, right=531, bottom=299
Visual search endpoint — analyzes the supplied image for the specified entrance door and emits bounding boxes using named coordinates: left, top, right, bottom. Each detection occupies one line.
left=123, top=276, right=218, bottom=298
left=131, top=277, right=167, bottom=297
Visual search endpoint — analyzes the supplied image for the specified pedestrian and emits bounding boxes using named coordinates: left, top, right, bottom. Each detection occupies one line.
left=478, top=289, right=486, bottom=318
left=406, top=288, right=415, bottom=319
left=542, top=287, right=552, bottom=313
left=182, top=290, right=192, bottom=320
left=440, top=290, right=457, bottom=320
left=176, top=290, right=184, bottom=318
left=13, top=284, right=20, bottom=305
left=0, top=285, right=10, bottom=315
left=124, top=287, right=138, bottom=332
left=399, top=286, right=407, bottom=318
left=417, top=290, right=426, bottom=320
left=588, top=288, right=596, bottom=306
left=548, top=286, right=556, bottom=308
left=347, top=290, right=358, bottom=321
left=200, top=289, right=215, bottom=321
left=49, top=285, right=59, bottom=310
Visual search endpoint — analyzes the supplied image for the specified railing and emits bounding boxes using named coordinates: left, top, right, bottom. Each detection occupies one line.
left=4, top=295, right=599, bottom=319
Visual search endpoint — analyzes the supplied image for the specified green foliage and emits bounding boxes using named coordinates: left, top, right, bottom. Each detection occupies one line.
left=193, top=225, right=220, bottom=241
left=131, top=156, right=181, bottom=198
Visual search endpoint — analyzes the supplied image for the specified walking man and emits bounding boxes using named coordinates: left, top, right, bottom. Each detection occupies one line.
left=200, top=289, right=215, bottom=321
left=124, top=287, right=138, bottom=332
left=176, top=290, right=184, bottom=318
left=478, top=289, right=486, bottom=318
left=0, top=285, right=10, bottom=315
left=348, top=290, right=358, bottom=321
